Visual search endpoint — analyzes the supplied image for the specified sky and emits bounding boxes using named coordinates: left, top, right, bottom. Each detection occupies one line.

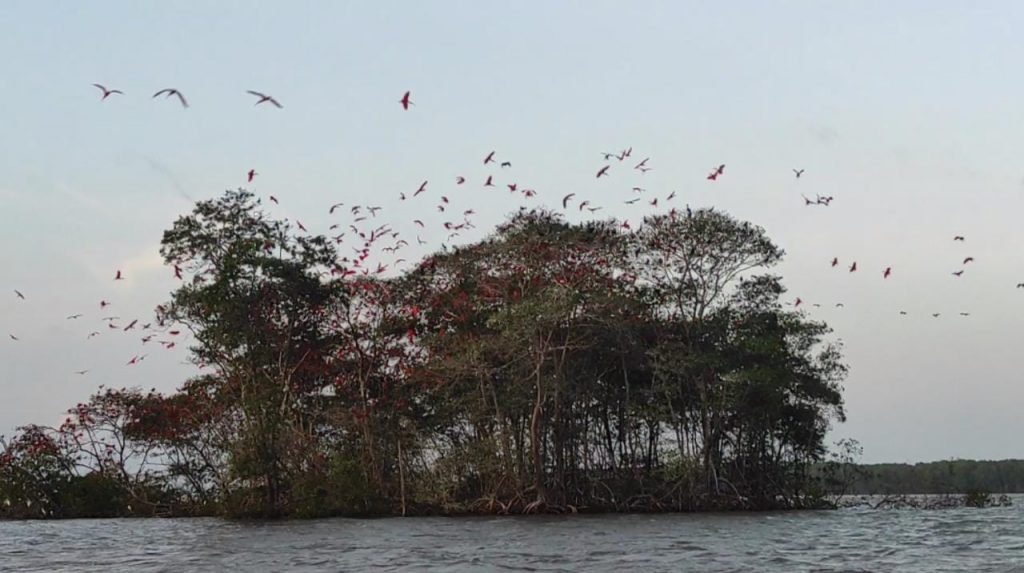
left=2, top=1, right=1024, bottom=464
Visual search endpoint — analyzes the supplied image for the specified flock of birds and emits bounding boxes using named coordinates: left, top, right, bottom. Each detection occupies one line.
left=5, top=85, right=1024, bottom=380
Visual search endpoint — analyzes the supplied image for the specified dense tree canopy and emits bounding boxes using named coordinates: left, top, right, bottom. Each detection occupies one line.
left=1, top=190, right=853, bottom=518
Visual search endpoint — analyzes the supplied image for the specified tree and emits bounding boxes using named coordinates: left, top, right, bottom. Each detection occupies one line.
left=157, top=189, right=347, bottom=515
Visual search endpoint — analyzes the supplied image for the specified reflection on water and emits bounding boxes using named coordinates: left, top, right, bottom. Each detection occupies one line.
left=3, top=500, right=1024, bottom=572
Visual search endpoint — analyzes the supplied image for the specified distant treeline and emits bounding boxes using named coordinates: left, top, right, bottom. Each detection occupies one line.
left=830, top=460, right=1024, bottom=495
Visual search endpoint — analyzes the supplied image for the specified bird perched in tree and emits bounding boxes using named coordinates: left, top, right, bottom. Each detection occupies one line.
left=92, top=84, right=123, bottom=100
left=246, top=90, right=283, bottom=108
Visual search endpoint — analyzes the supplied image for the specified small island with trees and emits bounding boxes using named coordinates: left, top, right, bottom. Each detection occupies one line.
left=0, top=191, right=1015, bottom=520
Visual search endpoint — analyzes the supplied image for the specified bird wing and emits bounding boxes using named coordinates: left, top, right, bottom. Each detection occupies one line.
left=153, top=88, right=171, bottom=98
left=247, top=90, right=267, bottom=98
left=174, top=91, right=189, bottom=108
left=269, top=98, right=283, bottom=108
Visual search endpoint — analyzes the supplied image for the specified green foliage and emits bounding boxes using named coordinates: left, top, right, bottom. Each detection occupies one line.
left=3, top=193, right=852, bottom=518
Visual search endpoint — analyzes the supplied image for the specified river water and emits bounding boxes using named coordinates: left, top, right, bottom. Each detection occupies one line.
left=2, top=503, right=1024, bottom=572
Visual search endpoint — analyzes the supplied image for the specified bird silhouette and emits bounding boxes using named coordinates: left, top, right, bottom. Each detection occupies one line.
left=883, top=267, right=892, bottom=279
left=596, top=165, right=610, bottom=178
left=399, top=91, right=413, bottom=110
left=92, top=84, right=123, bottom=100
left=246, top=90, right=283, bottom=108
left=248, top=169, right=257, bottom=183
left=793, top=169, right=804, bottom=178
left=153, top=88, right=189, bottom=108
left=13, top=290, right=24, bottom=300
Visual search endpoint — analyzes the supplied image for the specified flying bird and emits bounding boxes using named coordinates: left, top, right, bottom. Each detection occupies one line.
left=153, top=88, right=189, bottom=108
left=114, top=270, right=124, bottom=281
left=500, top=161, right=511, bottom=168
left=248, top=169, right=257, bottom=183
left=952, top=270, right=964, bottom=277
left=963, top=257, right=974, bottom=264
left=414, top=181, right=428, bottom=196
left=13, top=290, right=24, bottom=300
left=8, top=334, right=18, bottom=341
left=849, top=262, right=857, bottom=272
left=953, top=236, right=965, bottom=241
left=246, top=90, right=283, bottom=108
left=92, top=84, right=123, bottom=100
left=484, top=151, right=496, bottom=165
left=66, top=314, right=82, bottom=320
left=596, top=165, right=610, bottom=178
left=484, top=176, right=494, bottom=187
left=883, top=267, right=892, bottom=279
left=399, top=91, right=413, bottom=110
left=831, top=257, right=839, bottom=267
left=793, top=169, right=805, bottom=178
left=707, top=164, right=725, bottom=180
left=456, top=176, right=465, bottom=185
left=562, top=193, right=575, bottom=209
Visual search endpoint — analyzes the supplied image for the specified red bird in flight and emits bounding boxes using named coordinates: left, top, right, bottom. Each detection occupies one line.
left=114, top=270, right=124, bottom=281
left=484, top=151, right=496, bottom=165
left=248, top=169, right=257, bottom=183
left=707, top=164, right=725, bottom=180
left=849, top=262, right=857, bottom=272
left=400, top=91, right=413, bottom=110
left=883, top=267, right=892, bottom=279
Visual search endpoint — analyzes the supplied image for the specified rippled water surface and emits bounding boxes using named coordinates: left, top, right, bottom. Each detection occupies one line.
left=3, top=503, right=1024, bottom=572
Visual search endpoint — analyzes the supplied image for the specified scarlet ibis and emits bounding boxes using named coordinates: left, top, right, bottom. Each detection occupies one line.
left=400, top=91, right=413, bottom=110
left=831, top=257, right=838, bottom=267
left=484, top=176, right=494, bottom=187
left=883, top=267, right=891, bottom=279
left=849, top=262, right=857, bottom=272
left=93, top=84, right=123, bottom=100
left=414, top=181, right=428, bottom=196
left=246, top=90, right=283, bottom=108
left=484, top=151, right=496, bottom=164
left=153, top=88, right=188, bottom=108
left=248, top=169, right=257, bottom=183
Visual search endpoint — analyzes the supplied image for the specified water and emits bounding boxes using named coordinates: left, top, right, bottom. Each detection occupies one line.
left=2, top=504, right=1024, bottom=572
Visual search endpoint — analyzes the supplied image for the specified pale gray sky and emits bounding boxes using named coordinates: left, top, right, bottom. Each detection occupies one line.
left=2, top=1, right=1023, bottom=463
